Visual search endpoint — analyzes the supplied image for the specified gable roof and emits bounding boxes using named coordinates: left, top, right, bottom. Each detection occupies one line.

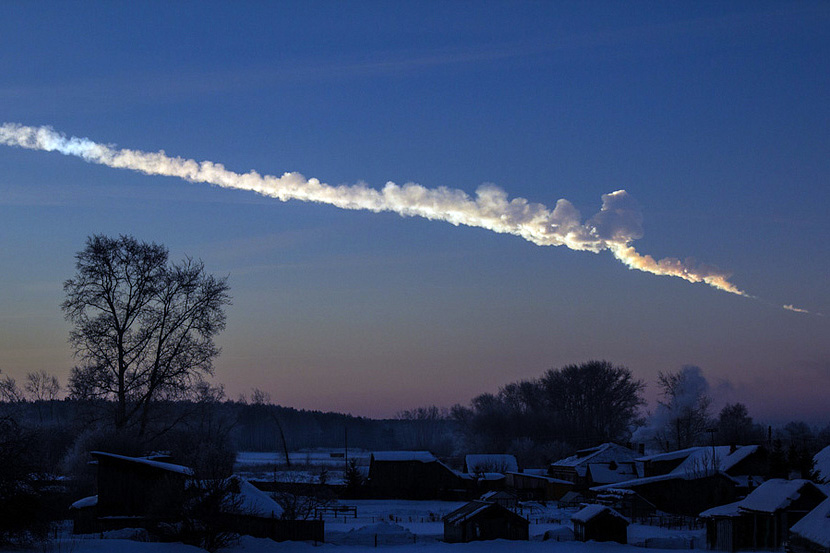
left=443, top=500, right=527, bottom=526
left=228, top=476, right=284, bottom=518
left=700, top=479, right=827, bottom=518
left=551, top=443, right=639, bottom=477
left=790, top=497, right=830, bottom=548
left=572, top=504, right=628, bottom=524
left=90, top=451, right=193, bottom=475
left=814, top=445, right=830, bottom=483
left=638, top=445, right=760, bottom=477
left=592, top=470, right=740, bottom=492
left=739, top=479, right=823, bottom=514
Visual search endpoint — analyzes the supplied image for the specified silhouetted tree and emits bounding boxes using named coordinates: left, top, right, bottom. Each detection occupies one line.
left=63, top=234, right=231, bottom=435
left=453, top=360, right=645, bottom=452
left=655, top=366, right=713, bottom=450
left=716, top=403, right=757, bottom=445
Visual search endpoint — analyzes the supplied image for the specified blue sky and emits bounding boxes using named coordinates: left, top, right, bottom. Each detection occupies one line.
left=1, top=1, right=828, bottom=420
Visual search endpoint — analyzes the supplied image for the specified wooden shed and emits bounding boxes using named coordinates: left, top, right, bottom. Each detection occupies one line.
left=368, top=451, right=464, bottom=499
left=701, top=479, right=827, bottom=551
left=572, top=504, right=628, bottom=544
left=443, top=500, right=529, bottom=543
left=788, top=497, right=830, bottom=553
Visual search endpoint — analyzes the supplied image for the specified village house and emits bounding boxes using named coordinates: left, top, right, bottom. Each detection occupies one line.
left=572, top=504, right=629, bottom=544
left=479, top=489, right=519, bottom=510
left=443, top=500, right=529, bottom=543
left=69, top=451, right=323, bottom=542
left=549, top=443, right=640, bottom=489
left=787, top=497, right=830, bottom=553
left=700, top=479, right=828, bottom=552
left=589, top=445, right=768, bottom=516
left=505, top=470, right=574, bottom=501
left=368, top=451, right=465, bottom=499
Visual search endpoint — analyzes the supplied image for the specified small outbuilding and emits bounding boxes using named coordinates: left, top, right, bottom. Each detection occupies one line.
left=700, top=479, right=827, bottom=552
left=572, top=504, right=629, bottom=544
left=788, top=497, right=830, bottom=553
left=443, top=500, right=529, bottom=543
left=479, top=490, right=519, bottom=509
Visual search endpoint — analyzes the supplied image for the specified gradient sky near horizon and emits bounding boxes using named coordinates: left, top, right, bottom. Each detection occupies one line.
left=1, top=1, right=828, bottom=422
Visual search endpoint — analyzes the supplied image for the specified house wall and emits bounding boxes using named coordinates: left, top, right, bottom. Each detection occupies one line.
left=369, top=460, right=461, bottom=499
left=96, top=459, right=186, bottom=517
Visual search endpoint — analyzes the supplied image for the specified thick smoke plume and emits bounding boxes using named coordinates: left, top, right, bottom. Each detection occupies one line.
left=0, top=123, right=747, bottom=295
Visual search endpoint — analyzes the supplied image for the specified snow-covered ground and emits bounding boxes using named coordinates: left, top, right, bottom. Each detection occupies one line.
left=28, top=498, right=706, bottom=553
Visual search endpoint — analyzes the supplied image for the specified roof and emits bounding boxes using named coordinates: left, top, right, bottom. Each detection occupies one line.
left=638, top=445, right=760, bottom=477
left=90, top=451, right=193, bottom=475
left=481, top=490, right=517, bottom=501
left=572, top=504, right=628, bottom=524
left=552, top=443, right=639, bottom=470
left=465, top=454, right=518, bottom=473
left=699, top=478, right=826, bottom=518
left=507, top=471, right=573, bottom=485
left=591, top=470, right=739, bottom=492
left=371, top=451, right=436, bottom=463
left=814, top=445, right=830, bottom=483
left=443, top=500, right=526, bottom=526
left=790, top=497, right=830, bottom=548
left=700, top=500, right=743, bottom=518
left=70, top=495, right=98, bottom=510
left=739, top=479, right=821, bottom=514
left=229, top=476, right=284, bottom=518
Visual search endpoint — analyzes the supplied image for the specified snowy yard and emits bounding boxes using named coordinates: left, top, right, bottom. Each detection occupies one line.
left=31, top=498, right=709, bottom=553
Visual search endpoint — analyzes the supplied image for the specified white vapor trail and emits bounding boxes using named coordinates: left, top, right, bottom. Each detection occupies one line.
left=0, top=122, right=749, bottom=296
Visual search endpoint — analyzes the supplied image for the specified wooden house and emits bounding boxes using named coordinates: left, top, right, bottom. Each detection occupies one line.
left=549, top=443, right=640, bottom=489
left=788, top=497, right=830, bottom=553
left=70, top=452, right=323, bottom=542
left=479, top=490, right=519, bottom=509
left=368, top=451, right=464, bottom=499
left=572, top=504, right=628, bottom=544
left=443, top=500, right=529, bottom=543
left=701, top=479, right=827, bottom=551
left=70, top=451, right=193, bottom=533
left=592, top=471, right=740, bottom=516
left=506, top=470, right=573, bottom=501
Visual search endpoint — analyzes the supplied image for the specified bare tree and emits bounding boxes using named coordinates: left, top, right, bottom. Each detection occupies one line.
left=24, top=371, right=61, bottom=402
left=656, top=366, right=713, bottom=451
left=0, top=372, right=24, bottom=404
left=63, top=234, right=231, bottom=435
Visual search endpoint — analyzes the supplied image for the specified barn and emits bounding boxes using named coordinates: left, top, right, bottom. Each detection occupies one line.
left=572, top=504, right=629, bottom=544
left=443, top=500, right=529, bottom=543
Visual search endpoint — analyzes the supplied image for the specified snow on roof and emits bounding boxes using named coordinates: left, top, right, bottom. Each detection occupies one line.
left=443, top=501, right=496, bottom=525
left=814, top=445, right=830, bottom=483
left=790, top=497, right=830, bottom=548
left=638, top=445, right=759, bottom=478
left=552, top=443, right=638, bottom=468
left=506, top=471, right=573, bottom=485
left=700, top=500, right=743, bottom=518
left=371, top=451, right=437, bottom=463
left=90, top=451, right=193, bottom=475
left=465, top=454, right=519, bottom=473
left=591, top=470, right=739, bottom=492
left=70, top=495, right=98, bottom=509
left=571, top=504, right=628, bottom=524
left=739, top=479, right=820, bottom=514
left=229, top=476, right=284, bottom=519
left=481, top=490, right=517, bottom=500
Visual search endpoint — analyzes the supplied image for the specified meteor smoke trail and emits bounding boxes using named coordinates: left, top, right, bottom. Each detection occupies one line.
left=0, top=122, right=748, bottom=296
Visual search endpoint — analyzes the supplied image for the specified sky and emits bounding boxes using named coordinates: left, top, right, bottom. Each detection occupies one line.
left=1, top=1, right=828, bottom=422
